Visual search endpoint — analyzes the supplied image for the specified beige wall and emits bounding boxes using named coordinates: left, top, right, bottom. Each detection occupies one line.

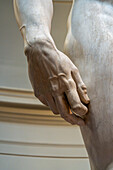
left=0, top=0, right=90, bottom=169
left=0, top=122, right=90, bottom=170
left=0, top=0, right=72, bottom=89
left=0, top=86, right=90, bottom=170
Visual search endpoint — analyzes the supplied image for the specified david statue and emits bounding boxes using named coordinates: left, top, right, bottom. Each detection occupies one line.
left=13, top=0, right=113, bottom=169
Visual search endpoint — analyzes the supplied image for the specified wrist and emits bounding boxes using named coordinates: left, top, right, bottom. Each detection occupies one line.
left=24, top=31, right=58, bottom=61
left=20, top=24, right=51, bottom=46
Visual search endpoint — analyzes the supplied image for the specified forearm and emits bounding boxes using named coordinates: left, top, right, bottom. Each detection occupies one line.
left=13, top=0, right=54, bottom=46
left=13, top=0, right=90, bottom=125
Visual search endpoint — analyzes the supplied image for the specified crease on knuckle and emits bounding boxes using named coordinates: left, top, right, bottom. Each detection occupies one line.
left=81, top=84, right=87, bottom=90
left=78, top=84, right=88, bottom=94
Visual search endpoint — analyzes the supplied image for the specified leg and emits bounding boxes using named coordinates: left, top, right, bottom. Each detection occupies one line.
left=64, top=1, right=113, bottom=169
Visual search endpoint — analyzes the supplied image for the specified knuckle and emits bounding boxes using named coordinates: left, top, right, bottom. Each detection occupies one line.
left=72, top=103, right=88, bottom=115
left=78, top=84, right=88, bottom=94
left=81, top=86, right=88, bottom=94
left=49, top=77, right=59, bottom=92
left=51, top=85, right=59, bottom=92
left=58, top=74, right=69, bottom=90
left=68, top=79, right=76, bottom=89
left=73, top=103, right=82, bottom=111
left=81, top=84, right=87, bottom=90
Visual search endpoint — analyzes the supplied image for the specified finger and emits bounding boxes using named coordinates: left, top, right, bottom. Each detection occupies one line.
left=54, top=94, right=85, bottom=125
left=65, top=87, right=88, bottom=116
left=34, top=92, right=48, bottom=106
left=78, top=84, right=90, bottom=104
left=65, top=79, right=88, bottom=116
left=71, top=113, right=86, bottom=126
left=46, top=95, right=59, bottom=115
left=71, top=69, right=90, bottom=104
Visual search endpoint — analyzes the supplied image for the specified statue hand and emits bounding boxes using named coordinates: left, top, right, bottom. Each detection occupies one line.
left=25, top=38, right=90, bottom=125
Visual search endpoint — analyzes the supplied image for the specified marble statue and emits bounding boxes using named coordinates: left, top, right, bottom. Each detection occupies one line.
left=13, top=0, right=113, bottom=169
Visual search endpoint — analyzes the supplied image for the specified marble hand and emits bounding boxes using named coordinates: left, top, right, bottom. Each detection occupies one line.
left=25, top=38, right=90, bottom=125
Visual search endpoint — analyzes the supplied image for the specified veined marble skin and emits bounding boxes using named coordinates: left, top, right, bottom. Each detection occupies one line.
left=65, top=0, right=113, bottom=169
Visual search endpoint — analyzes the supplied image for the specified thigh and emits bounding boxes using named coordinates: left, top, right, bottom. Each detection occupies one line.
left=64, top=1, right=113, bottom=170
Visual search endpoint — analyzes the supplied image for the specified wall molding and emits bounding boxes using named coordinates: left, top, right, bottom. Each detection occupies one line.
left=0, top=140, right=84, bottom=148
left=0, top=87, right=71, bottom=126
left=53, top=0, right=72, bottom=3
left=0, top=153, right=88, bottom=159
left=0, top=87, right=46, bottom=109
left=0, top=139, right=87, bottom=158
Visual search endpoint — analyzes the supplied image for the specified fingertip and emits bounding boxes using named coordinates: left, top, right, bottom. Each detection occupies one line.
left=77, top=84, right=90, bottom=104
left=83, top=94, right=90, bottom=104
left=82, top=104, right=88, bottom=114
left=72, top=103, right=88, bottom=116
